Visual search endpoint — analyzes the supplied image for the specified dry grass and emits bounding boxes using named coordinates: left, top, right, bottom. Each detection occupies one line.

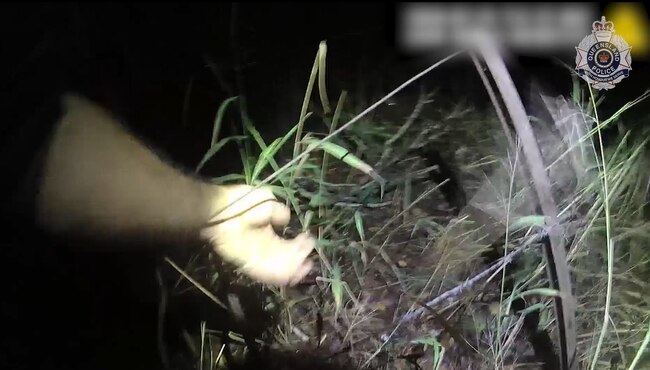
left=160, top=46, right=650, bottom=370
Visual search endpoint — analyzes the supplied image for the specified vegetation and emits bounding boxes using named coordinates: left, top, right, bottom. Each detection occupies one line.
left=162, top=43, right=650, bottom=370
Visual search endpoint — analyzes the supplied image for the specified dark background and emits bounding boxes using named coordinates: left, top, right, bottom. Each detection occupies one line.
left=2, top=3, right=648, bottom=173
left=1, top=3, right=648, bottom=370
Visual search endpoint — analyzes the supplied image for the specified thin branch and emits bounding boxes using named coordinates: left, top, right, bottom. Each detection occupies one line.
left=380, top=231, right=543, bottom=343
left=478, top=43, right=577, bottom=370
left=469, top=51, right=516, bottom=153
left=164, top=257, right=228, bottom=310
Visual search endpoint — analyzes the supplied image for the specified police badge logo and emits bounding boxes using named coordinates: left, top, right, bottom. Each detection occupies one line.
left=575, top=16, right=632, bottom=90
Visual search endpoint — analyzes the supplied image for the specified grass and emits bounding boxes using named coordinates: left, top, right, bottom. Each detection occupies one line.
left=162, top=44, right=650, bottom=370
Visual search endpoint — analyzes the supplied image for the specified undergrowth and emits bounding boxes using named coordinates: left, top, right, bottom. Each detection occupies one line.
left=164, top=44, right=650, bottom=370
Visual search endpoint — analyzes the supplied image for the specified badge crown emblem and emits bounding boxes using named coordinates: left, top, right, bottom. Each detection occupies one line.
left=593, top=16, right=614, bottom=40
left=575, top=16, right=632, bottom=90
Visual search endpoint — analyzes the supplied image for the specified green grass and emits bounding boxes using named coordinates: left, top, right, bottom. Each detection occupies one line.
left=164, top=45, right=650, bottom=370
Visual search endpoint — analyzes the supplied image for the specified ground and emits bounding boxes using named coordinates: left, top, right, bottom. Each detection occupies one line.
left=157, top=48, right=650, bottom=370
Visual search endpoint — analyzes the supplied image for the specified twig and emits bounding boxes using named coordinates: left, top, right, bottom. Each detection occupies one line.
left=380, top=231, right=543, bottom=343
left=411, top=298, right=479, bottom=355
left=334, top=201, right=393, bottom=209
left=469, top=52, right=516, bottom=153
left=478, top=43, right=577, bottom=370
left=164, top=257, right=228, bottom=310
